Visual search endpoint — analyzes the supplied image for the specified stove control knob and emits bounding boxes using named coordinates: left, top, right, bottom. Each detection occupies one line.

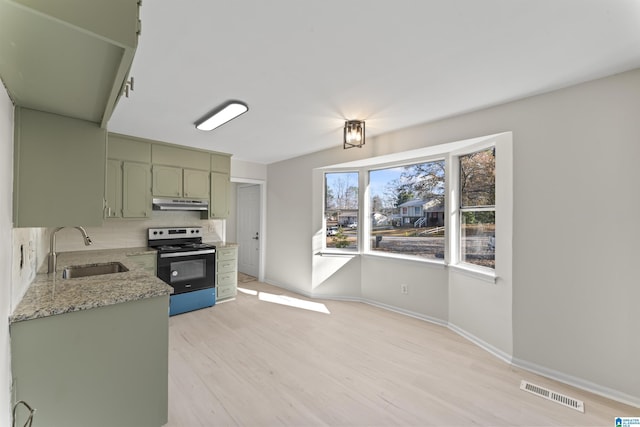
left=153, top=231, right=157, bottom=235
left=171, top=271, right=178, bottom=277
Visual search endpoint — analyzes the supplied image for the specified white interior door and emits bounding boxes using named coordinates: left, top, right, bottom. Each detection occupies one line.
left=237, top=184, right=260, bottom=277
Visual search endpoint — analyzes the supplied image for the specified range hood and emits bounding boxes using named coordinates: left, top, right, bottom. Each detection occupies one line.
left=152, top=198, right=209, bottom=211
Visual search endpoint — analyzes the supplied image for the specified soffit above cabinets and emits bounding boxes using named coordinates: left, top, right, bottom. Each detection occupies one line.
left=0, top=0, right=139, bottom=127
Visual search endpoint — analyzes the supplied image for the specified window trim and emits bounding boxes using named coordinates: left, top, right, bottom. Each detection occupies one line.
left=323, top=169, right=360, bottom=253
left=449, top=140, right=498, bottom=277
left=364, top=155, right=447, bottom=263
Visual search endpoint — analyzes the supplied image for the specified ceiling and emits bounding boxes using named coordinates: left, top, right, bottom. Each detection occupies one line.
left=107, top=0, right=640, bottom=165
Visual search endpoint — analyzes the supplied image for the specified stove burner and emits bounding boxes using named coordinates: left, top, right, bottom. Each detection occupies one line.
left=181, top=243, right=214, bottom=249
left=157, top=245, right=182, bottom=251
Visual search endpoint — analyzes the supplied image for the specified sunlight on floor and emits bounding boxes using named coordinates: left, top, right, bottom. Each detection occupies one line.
left=237, top=287, right=330, bottom=314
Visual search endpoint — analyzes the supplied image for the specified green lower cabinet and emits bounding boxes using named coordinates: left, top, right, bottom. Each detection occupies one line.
left=216, top=246, right=237, bottom=301
left=11, top=296, right=169, bottom=427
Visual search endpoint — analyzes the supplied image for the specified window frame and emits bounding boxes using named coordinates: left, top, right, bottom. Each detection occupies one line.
left=319, top=132, right=509, bottom=285
left=449, top=140, right=497, bottom=279
left=364, top=156, right=447, bottom=264
left=323, top=169, right=361, bottom=253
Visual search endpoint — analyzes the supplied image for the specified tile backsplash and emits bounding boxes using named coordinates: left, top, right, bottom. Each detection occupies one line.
left=50, top=211, right=225, bottom=252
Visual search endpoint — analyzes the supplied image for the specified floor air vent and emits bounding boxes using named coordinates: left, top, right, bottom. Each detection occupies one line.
left=520, top=380, right=585, bottom=412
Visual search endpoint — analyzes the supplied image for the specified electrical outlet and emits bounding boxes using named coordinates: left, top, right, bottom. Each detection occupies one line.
left=400, top=284, right=408, bottom=294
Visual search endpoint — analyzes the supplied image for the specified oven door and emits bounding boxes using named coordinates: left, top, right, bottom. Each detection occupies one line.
left=157, top=249, right=216, bottom=294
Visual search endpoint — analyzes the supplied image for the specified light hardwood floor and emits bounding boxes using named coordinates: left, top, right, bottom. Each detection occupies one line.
left=165, top=280, right=636, bottom=426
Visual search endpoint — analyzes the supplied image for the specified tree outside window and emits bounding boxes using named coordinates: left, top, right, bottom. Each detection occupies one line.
left=368, top=160, right=445, bottom=260
left=459, top=148, right=495, bottom=269
left=325, top=172, right=358, bottom=250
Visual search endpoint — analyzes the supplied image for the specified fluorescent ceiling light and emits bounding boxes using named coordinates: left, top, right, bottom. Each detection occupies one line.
left=195, top=100, right=248, bottom=131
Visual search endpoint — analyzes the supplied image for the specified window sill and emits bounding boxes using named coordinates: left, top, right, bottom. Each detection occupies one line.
left=363, top=251, right=446, bottom=268
left=448, top=263, right=497, bottom=283
left=317, top=250, right=360, bottom=258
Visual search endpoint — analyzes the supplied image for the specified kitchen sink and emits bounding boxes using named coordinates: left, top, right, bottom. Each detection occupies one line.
left=61, top=262, right=129, bottom=279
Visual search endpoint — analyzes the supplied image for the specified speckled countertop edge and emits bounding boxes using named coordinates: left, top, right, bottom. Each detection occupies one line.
left=9, top=247, right=172, bottom=324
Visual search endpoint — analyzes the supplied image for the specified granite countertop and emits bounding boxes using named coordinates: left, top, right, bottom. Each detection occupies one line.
left=10, top=247, right=172, bottom=324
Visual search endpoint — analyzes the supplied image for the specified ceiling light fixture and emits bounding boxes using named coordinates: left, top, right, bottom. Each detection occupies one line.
left=195, top=100, right=248, bottom=131
left=343, top=120, right=365, bottom=149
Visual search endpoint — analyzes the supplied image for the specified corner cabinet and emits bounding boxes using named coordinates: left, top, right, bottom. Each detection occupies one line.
left=11, top=296, right=169, bottom=427
left=13, top=108, right=106, bottom=227
left=106, top=134, right=152, bottom=219
left=216, top=246, right=238, bottom=302
left=0, top=0, right=140, bottom=126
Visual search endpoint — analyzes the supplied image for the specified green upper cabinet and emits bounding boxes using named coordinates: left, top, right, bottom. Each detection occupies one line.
left=0, top=0, right=140, bottom=127
left=152, top=166, right=183, bottom=198
left=210, top=154, right=231, bottom=218
left=122, top=161, right=151, bottom=218
left=151, top=144, right=210, bottom=199
left=183, top=169, right=210, bottom=199
left=211, top=153, right=231, bottom=174
left=106, top=159, right=123, bottom=218
left=210, top=172, right=230, bottom=219
left=106, top=133, right=151, bottom=219
left=152, top=144, right=210, bottom=170
left=13, top=108, right=106, bottom=227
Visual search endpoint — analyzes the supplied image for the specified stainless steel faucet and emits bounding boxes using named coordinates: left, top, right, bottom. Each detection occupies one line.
left=48, top=227, right=93, bottom=274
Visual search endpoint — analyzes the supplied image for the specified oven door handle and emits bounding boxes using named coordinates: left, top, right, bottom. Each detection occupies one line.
left=159, top=249, right=216, bottom=258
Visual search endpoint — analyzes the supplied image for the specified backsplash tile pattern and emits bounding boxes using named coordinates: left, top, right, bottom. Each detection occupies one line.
left=50, top=211, right=224, bottom=253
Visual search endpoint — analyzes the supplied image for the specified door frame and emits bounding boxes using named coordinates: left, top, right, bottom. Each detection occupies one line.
left=232, top=177, right=266, bottom=282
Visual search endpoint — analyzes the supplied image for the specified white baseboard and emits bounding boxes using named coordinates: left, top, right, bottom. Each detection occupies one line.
left=447, top=322, right=513, bottom=365
left=262, top=278, right=639, bottom=409
left=361, top=299, right=448, bottom=327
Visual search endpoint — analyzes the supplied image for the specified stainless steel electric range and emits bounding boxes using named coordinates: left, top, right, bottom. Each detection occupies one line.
left=148, top=227, right=216, bottom=316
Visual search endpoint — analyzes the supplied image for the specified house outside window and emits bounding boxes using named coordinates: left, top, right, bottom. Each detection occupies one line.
left=324, top=171, right=359, bottom=250
left=368, top=160, right=445, bottom=260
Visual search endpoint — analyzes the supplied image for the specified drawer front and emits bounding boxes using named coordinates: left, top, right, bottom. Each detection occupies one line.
left=217, top=284, right=236, bottom=300
left=217, top=247, right=237, bottom=261
left=217, top=259, right=235, bottom=273
left=217, top=271, right=237, bottom=286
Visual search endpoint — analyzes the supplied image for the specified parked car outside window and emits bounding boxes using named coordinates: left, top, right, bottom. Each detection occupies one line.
left=326, top=226, right=339, bottom=236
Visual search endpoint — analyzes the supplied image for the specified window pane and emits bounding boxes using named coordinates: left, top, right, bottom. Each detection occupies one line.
left=461, top=211, right=495, bottom=268
left=460, top=148, right=495, bottom=207
left=325, top=172, right=358, bottom=250
left=369, top=160, right=445, bottom=260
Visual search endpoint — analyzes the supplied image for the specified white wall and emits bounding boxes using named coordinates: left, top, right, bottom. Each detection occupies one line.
left=266, top=69, right=640, bottom=406
left=0, top=74, right=14, bottom=427
left=231, top=158, right=267, bottom=182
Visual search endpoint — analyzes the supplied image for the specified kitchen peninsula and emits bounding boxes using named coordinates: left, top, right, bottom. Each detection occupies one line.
left=10, top=248, right=171, bottom=427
